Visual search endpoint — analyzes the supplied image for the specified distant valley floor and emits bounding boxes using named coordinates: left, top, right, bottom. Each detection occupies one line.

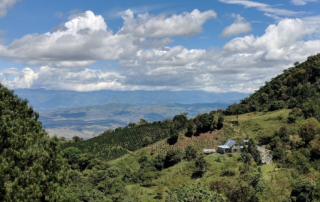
left=39, top=103, right=230, bottom=139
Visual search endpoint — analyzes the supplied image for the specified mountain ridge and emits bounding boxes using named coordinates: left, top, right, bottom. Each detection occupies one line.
left=14, top=89, right=247, bottom=110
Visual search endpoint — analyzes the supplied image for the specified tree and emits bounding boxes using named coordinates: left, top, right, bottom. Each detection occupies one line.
left=164, top=149, right=183, bottom=168
left=128, top=122, right=136, bottom=128
left=272, top=147, right=285, bottom=160
left=138, top=119, right=148, bottom=125
left=217, top=116, right=224, bottom=130
left=175, top=184, right=226, bottom=202
left=247, top=139, right=262, bottom=165
left=186, top=119, right=197, bottom=136
left=185, top=146, right=197, bottom=161
left=63, top=147, right=82, bottom=169
left=169, top=113, right=188, bottom=142
left=290, top=178, right=316, bottom=202
left=302, top=99, right=320, bottom=120
left=59, top=136, right=67, bottom=142
left=299, top=117, right=320, bottom=145
left=195, top=154, right=208, bottom=173
left=0, top=84, right=69, bottom=201
left=72, top=135, right=83, bottom=142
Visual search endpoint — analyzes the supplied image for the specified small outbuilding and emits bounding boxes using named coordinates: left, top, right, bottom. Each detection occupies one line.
left=218, top=139, right=237, bottom=154
left=203, top=149, right=216, bottom=154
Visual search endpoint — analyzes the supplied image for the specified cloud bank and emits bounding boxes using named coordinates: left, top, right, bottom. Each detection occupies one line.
left=0, top=9, right=320, bottom=93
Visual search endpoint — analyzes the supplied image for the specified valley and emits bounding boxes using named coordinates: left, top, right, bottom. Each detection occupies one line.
left=39, top=103, right=230, bottom=139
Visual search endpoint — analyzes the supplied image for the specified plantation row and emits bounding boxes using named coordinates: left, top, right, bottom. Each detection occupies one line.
left=149, top=135, right=220, bottom=156
left=63, top=121, right=171, bottom=160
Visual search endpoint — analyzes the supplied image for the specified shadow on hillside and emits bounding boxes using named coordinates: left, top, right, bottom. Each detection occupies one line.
left=167, top=136, right=178, bottom=145
left=191, top=171, right=204, bottom=179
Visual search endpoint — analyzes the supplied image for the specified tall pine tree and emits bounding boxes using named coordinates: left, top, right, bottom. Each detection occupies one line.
left=0, top=84, right=69, bottom=201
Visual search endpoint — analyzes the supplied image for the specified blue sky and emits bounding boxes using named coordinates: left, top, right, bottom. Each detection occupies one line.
left=0, top=0, right=319, bottom=93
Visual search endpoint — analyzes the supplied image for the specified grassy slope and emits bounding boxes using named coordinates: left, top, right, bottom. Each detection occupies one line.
left=225, top=109, right=305, bottom=142
left=106, top=109, right=298, bottom=201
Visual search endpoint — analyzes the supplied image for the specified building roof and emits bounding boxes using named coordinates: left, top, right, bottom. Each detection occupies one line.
left=224, top=139, right=236, bottom=148
left=218, top=139, right=236, bottom=149
left=218, top=145, right=230, bottom=149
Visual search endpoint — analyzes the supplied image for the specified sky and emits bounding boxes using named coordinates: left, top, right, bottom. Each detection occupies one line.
left=0, top=0, right=319, bottom=93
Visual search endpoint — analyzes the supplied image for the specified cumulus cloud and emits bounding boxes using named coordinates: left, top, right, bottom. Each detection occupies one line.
left=0, top=11, right=138, bottom=67
left=291, top=0, right=317, bottom=5
left=0, top=9, right=215, bottom=68
left=221, top=14, right=252, bottom=37
left=1, top=11, right=320, bottom=93
left=118, top=18, right=320, bottom=92
left=222, top=18, right=319, bottom=60
left=0, top=0, right=18, bottom=17
left=0, top=66, right=127, bottom=91
left=119, top=9, right=217, bottom=38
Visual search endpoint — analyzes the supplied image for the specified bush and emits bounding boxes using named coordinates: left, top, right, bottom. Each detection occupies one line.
left=221, top=170, right=235, bottom=177
left=108, top=167, right=120, bottom=178
left=272, top=147, right=285, bottom=160
left=185, top=146, right=197, bottom=161
left=164, top=149, right=184, bottom=168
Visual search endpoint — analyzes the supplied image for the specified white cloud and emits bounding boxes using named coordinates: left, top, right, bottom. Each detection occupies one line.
left=1, top=11, right=320, bottom=93
left=0, top=0, right=18, bottom=17
left=222, top=18, right=320, bottom=61
left=219, top=0, right=303, bottom=16
left=0, top=11, right=138, bottom=67
left=221, top=14, right=252, bottom=37
left=119, top=9, right=217, bottom=38
left=291, top=0, right=317, bottom=5
left=0, top=66, right=127, bottom=91
left=0, top=9, right=215, bottom=68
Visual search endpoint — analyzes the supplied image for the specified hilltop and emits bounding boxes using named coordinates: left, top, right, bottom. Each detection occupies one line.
left=225, top=53, right=320, bottom=119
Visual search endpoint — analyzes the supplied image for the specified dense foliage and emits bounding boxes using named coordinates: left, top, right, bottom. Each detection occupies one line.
left=63, top=121, right=171, bottom=160
left=0, top=84, right=69, bottom=201
left=225, top=53, right=320, bottom=117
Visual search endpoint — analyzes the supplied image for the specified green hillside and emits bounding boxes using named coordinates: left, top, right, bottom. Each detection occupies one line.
left=225, top=53, right=320, bottom=118
left=62, top=121, right=171, bottom=161
left=3, top=53, right=320, bottom=201
left=62, top=108, right=320, bottom=201
left=59, top=53, right=320, bottom=201
left=0, top=84, right=69, bottom=201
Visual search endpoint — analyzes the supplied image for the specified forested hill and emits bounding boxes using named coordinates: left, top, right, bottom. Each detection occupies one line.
left=225, top=53, right=320, bottom=118
left=0, top=84, right=69, bottom=201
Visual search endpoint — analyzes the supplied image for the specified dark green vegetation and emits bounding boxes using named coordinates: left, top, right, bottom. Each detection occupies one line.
left=225, top=53, right=320, bottom=118
left=63, top=112, right=223, bottom=161
left=62, top=120, right=172, bottom=161
left=0, top=84, right=70, bottom=201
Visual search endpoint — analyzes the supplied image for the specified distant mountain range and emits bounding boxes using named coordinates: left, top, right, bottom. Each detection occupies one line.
left=13, top=89, right=247, bottom=110
left=39, top=102, right=233, bottom=139
left=11, top=89, right=247, bottom=138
